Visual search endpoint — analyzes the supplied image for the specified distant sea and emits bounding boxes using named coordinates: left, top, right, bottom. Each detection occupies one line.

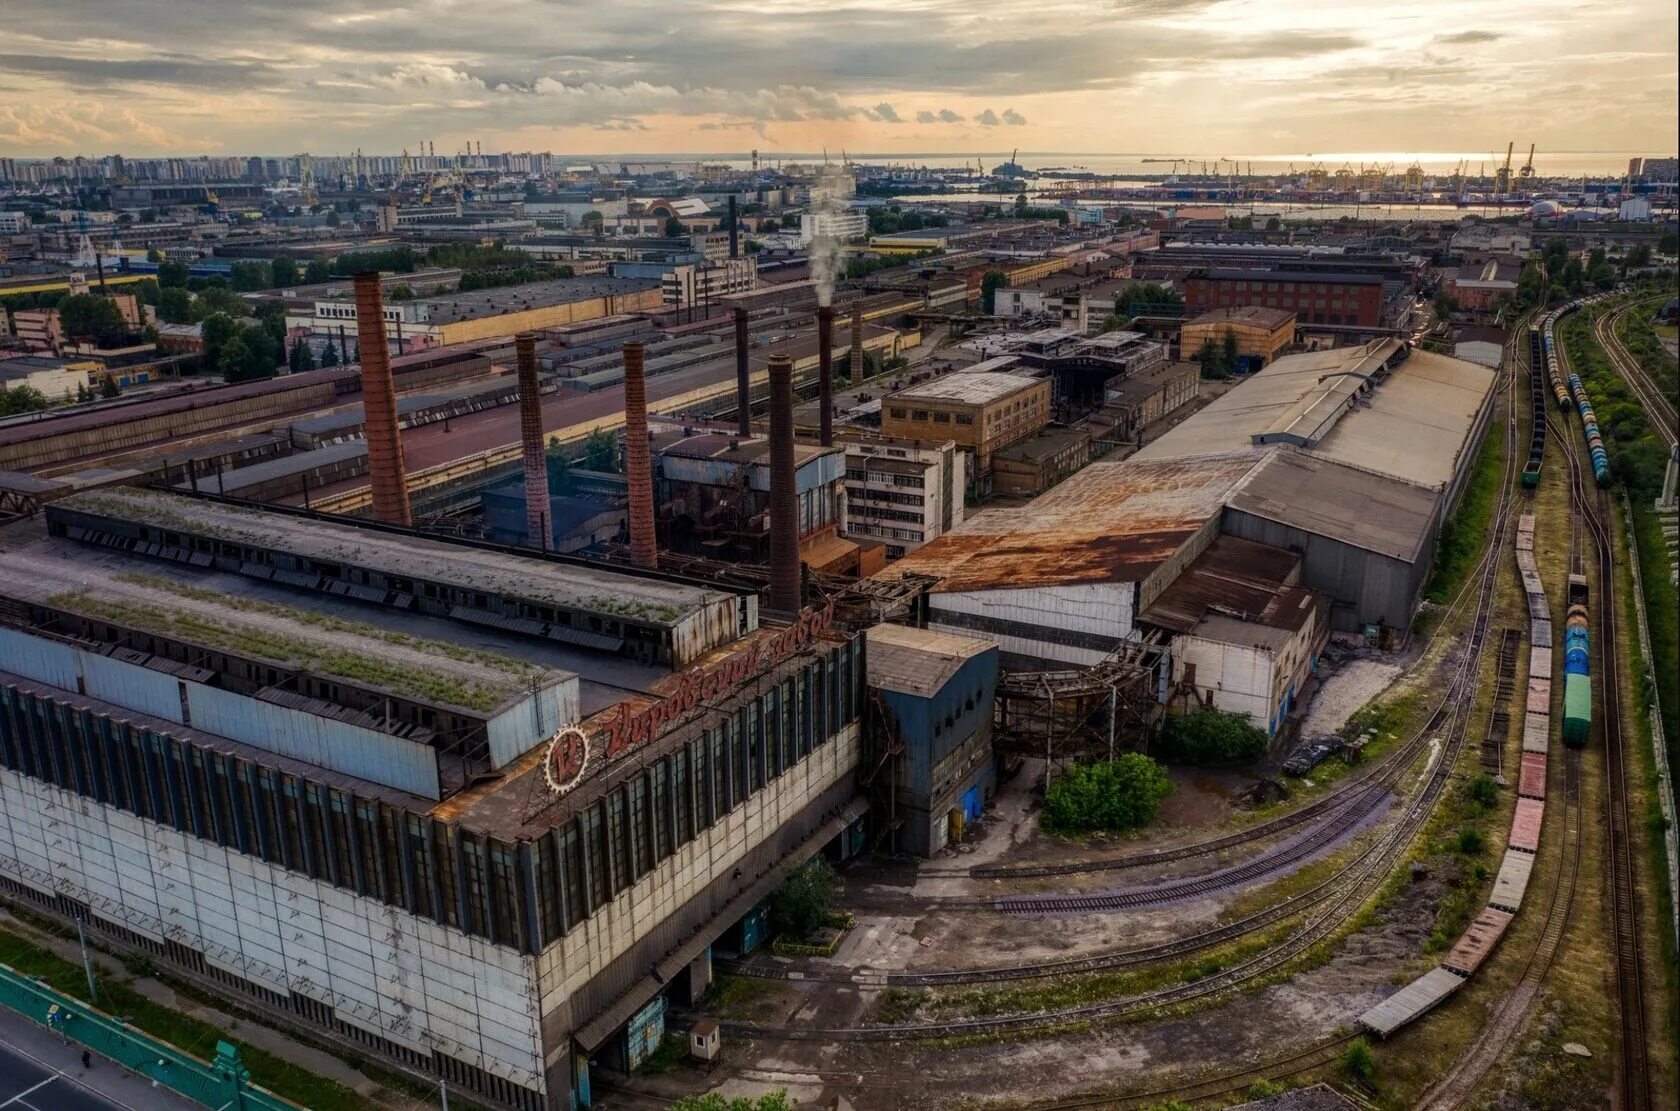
left=603, top=151, right=1660, bottom=178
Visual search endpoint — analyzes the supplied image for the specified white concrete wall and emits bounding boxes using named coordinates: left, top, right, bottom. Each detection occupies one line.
left=0, top=768, right=546, bottom=1094
left=930, top=583, right=1134, bottom=667
left=1172, top=636, right=1275, bottom=727
left=534, top=721, right=860, bottom=1068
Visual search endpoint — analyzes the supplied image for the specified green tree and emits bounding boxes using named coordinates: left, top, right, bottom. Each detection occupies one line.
left=1042, top=754, right=1173, bottom=834
left=229, top=261, right=273, bottom=291
left=234, top=324, right=279, bottom=381
left=75, top=382, right=90, bottom=403
left=1220, top=327, right=1240, bottom=373
left=1116, top=282, right=1184, bottom=318
left=320, top=340, right=340, bottom=367
left=304, top=256, right=333, bottom=283
left=194, top=286, right=249, bottom=320
left=1341, top=1037, right=1377, bottom=1084
left=215, top=333, right=250, bottom=378
left=1516, top=260, right=1547, bottom=307
left=1264, top=216, right=1281, bottom=231
left=388, top=284, right=416, bottom=301
left=145, top=248, right=162, bottom=263
left=980, top=269, right=1011, bottom=314
left=57, top=294, right=128, bottom=344
left=1161, top=709, right=1268, bottom=765
left=1099, top=313, right=1128, bottom=334
left=200, top=313, right=242, bottom=369
left=1433, top=290, right=1457, bottom=323
left=1195, top=337, right=1229, bottom=380
left=270, top=255, right=299, bottom=288
left=156, top=259, right=191, bottom=288
left=0, top=385, right=50, bottom=416
left=583, top=427, right=619, bottom=472
left=325, top=210, right=341, bottom=227
left=580, top=210, right=604, bottom=236
left=767, top=856, right=839, bottom=941
left=545, top=439, right=573, bottom=494
left=1620, top=243, right=1652, bottom=274
left=156, top=287, right=193, bottom=324
left=99, top=376, right=120, bottom=399
left=664, top=215, right=686, bottom=237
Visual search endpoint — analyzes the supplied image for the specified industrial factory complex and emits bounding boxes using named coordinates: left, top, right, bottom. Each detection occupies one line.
left=0, top=143, right=1674, bottom=1111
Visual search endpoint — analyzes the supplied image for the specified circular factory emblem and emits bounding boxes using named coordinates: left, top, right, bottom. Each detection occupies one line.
left=542, top=725, right=591, bottom=795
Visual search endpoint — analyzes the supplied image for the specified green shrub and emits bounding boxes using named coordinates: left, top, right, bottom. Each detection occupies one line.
left=768, top=857, right=839, bottom=942
left=1466, top=774, right=1498, bottom=810
left=1043, top=754, right=1173, bottom=834
left=1342, top=1036, right=1377, bottom=1083
left=1457, top=827, right=1484, bottom=855
left=1246, top=1079, right=1285, bottom=1099
left=1161, top=708, right=1268, bottom=765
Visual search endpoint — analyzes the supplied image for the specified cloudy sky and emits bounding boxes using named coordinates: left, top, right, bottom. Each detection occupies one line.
left=1, top=0, right=1674, bottom=159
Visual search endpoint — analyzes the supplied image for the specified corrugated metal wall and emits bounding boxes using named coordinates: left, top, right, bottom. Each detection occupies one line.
left=1220, top=509, right=1430, bottom=632
left=187, top=684, right=441, bottom=799
left=486, top=679, right=582, bottom=769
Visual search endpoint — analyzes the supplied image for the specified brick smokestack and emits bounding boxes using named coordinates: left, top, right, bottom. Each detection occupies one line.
left=733, top=307, right=751, bottom=437
left=728, top=195, right=739, bottom=260
left=515, top=332, right=551, bottom=550
left=849, top=304, right=865, bottom=389
left=817, top=305, right=834, bottom=446
left=767, top=354, right=801, bottom=612
left=353, top=272, right=411, bottom=526
left=622, top=340, right=657, bottom=569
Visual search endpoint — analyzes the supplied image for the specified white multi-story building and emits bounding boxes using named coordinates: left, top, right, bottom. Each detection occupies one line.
left=660, top=257, right=758, bottom=308
left=840, top=435, right=967, bottom=559
left=0, top=212, right=32, bottom=234
left=799, top=210, right=868, bottom=245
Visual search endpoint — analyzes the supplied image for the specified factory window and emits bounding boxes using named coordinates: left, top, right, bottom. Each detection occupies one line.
left=460, top=835, right=488, bottom=937
left=932, top=412, right=950, bottom=424
left=889, top=408, right=906, bottom=419
left=606, top=790, right=629, bottom=896
left=912, top=410, right=929, bottom=421
left=583, top=803, right=608, bottom=911
left=406, top=814, right=435, bottom=917
left=955, top=414, right=973, bottom=425
left=557, top=826, right=584, bottom=930
left=747, top=703, right=764, bottom=791
left=672, top=750, right=693, bottom=845
left=652, top=760, right=672, bottom=862
left=532, top=837, right=560, bottom=945
left=356, top=799, right=382, bottom=899
left=488, top=843, right=520, bottom=948
left=627, top=777, right=649, bottom=878
left=328, top=789, right=355, bottom=889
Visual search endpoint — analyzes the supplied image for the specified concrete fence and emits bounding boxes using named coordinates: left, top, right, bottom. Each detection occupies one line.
left=0, top=961, right=302, bottom=1111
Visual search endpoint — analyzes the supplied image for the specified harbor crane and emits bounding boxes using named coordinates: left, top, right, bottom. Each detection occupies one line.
left=1494, top=141, right=1515, bottom=195
left=1519, top=143, right=1537, bottom=181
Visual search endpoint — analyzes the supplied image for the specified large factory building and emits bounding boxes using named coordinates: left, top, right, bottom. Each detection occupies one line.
left=0, top=487, right=868, bottom=1110
left=882, top=338, right=1495, bottom=732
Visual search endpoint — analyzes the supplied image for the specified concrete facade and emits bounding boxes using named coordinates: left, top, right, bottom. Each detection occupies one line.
left=841, top=436, right=967, bottom=559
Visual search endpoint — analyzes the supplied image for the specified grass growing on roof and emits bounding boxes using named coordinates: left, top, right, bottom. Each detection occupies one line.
left=50, top=577, right=546, bottom=711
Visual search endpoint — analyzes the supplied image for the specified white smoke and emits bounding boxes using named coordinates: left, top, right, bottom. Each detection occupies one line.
left=806, top=162, right=854, bottom=307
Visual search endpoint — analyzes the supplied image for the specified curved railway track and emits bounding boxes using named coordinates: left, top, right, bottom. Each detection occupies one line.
left=712, top=350, right=1526, bottom=1042
left=1596, top=297, right=1678, bottom=448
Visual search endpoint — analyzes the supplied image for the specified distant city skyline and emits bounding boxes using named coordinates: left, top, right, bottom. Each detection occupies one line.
left=2, top=0, right=1675, bottom=160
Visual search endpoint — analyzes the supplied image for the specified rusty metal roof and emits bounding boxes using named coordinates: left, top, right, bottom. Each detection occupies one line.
left=881, top=450, right=1268, bottom=593
left=866, top=624, right=993, bottom=697
left=1140, top=534, right=1312, bottom=635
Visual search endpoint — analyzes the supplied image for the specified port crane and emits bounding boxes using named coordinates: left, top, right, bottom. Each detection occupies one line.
left=1518, top=143, right=1536, bottom=182
left=1494, top=141, right=1514, bottom=195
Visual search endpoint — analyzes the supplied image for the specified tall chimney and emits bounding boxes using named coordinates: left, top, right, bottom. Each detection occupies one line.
left=622, top=341, right=658, bottom=569
left=733, top=306, right=751, bottom=437
left=515, top=332, right=551, bottom=550
left=728, top=195, right=739, bottom=260
left=767, top=354, right=802, bottom=612
left=816, top=305, right=835, bottom=446
left=849, top=304, right=865, bottom=388
left=353, top=272, right=411, bottom=526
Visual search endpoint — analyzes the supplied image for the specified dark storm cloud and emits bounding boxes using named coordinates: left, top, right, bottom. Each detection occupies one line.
left=0, top=52, right=277, bottom=89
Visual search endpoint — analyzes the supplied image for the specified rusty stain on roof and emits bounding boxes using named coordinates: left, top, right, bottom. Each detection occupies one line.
left=881, top=450, right=1267, bottom=592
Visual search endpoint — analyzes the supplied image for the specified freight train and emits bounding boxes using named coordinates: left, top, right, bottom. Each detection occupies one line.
left=1358, top=514, right=1553, bottom=1037
left=1524, top=326, right=1545, bottom=489
left=1563, top=574, right=1592, bottom=746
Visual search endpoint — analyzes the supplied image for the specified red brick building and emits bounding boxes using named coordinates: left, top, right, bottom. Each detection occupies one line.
left=1184, top=269, right=1385, bottom=327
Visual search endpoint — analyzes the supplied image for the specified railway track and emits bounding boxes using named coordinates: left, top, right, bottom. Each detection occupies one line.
left=713, top=360, right=1525, bottom=1042
left=1596, top=298, right=1679, bottom=450
left=1558, top=307, right=1652, bottom=1111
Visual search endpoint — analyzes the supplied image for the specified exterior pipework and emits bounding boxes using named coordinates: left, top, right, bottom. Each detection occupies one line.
left=622, top=340, right=658, bottom=569
left=849, top=304, right=865, bottom=389
left=514, top=332, right=552, bottom=549
left=352, top=272, right=412, bottom=526
left=766, top=353, right=802, bottom=612
left=734, top=307, right=752, bottom=437
left=817, top=305, right=835, bottom=446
